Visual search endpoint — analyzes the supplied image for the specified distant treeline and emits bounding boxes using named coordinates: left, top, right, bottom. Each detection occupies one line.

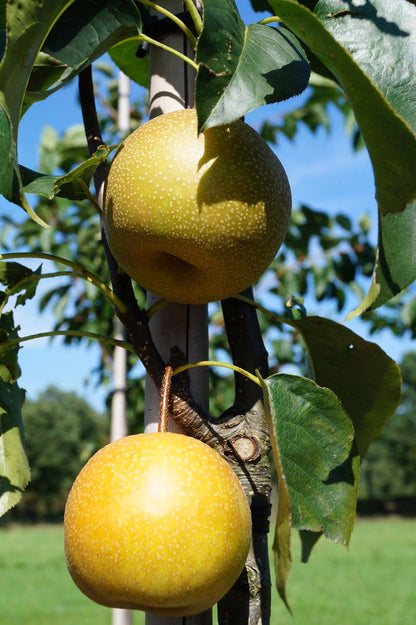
left=357, top=497, right=416, bottom=517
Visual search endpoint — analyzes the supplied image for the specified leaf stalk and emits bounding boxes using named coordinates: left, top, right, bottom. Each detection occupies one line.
left=173, top=359, right=262, bottom=387
left=138, top=0, right=198, bottom=47
left=183, top=0, right=203, bottom=35
left=0, top=330, right=136, bottom=353
left=0, top=252, right=128, bottom=313
left=137, top=34, right=199, bottom=70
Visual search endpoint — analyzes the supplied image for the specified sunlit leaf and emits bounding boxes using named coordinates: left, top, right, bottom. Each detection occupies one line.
left=25, top=0, right=142, bottom=112
left=259, top=373, right=292, bottom=610
left=291, top=316, right=402, bottom=456
left=260, top=372, right=359, bottom=604
left=20, top=143, right=116, bottom=202
left=0, top=312, right=29, bottom=517
left=195, top=0, right=310, bottom=129
left=0, top=0, right=77, bottom=225
left=0, top=0, right=140, bottom=221
left=269, top=0, right=416, bottom=311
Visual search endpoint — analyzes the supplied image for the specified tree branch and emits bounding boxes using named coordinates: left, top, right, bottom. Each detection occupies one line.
left=78, top=65, right=209, bottom=427
left=217, top=287, right=272, bottom=625
left=221, top=287, right=269, bottom=414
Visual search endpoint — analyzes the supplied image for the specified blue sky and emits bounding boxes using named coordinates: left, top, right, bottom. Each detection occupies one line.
left=0, top=4, right=413, bottom=413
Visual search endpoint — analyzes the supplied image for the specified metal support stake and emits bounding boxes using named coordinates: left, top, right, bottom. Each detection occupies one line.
left=144, top=2, right=211, bottom=625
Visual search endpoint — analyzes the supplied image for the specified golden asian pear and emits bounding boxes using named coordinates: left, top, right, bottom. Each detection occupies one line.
left=64, top=432, right=252, bottom=617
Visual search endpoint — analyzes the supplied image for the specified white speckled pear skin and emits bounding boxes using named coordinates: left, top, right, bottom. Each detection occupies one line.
left=103, top=108, right=291, bottom=304
left=64, top=432, right=252, bottom=617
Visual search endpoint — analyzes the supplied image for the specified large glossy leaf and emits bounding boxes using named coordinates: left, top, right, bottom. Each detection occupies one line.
left=290, top=316, right=402, bottom=457
left=260, top=373, right=359, bottom=604
left=0, top=0, right=140, bottom=222
left=195, top=0, right=310, bottom=130
left=269, top=0, right=416, bottom=311
left=0, top=0, right=76, bottom=225
left=0, top=312, right=29, bottom=517
left=25, top=0, right=142, bottom=111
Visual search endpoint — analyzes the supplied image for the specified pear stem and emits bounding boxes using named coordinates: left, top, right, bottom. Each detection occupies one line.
left=158, top=365, right=173, bottom=432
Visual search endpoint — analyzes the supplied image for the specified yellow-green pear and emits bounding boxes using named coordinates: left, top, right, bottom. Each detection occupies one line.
left=103, top=108, right=291, bottom=304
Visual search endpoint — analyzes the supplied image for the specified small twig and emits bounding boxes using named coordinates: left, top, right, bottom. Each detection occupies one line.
left=1, top=330, right=136, bottom=353
left=221, top=287, right=269, bottom=414
left=158, top=365, right=173, bottom=432
left=78, top=65, right=166, bottom=389
left=77, top=66, right=207, bottom=427
left=218, top=287, right=273, bottom=625
left=173, top=360, right=261, bottom=387
left=0, top=252, right=127, bottom=313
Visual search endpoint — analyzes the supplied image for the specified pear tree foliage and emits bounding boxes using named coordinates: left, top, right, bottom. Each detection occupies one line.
left=0, top=0, right=414, bottom=617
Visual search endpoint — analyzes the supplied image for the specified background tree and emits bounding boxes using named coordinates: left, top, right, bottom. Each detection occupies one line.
left=14, top=386, right=107, bottom=520
left=360, top=351, right=416, bottom=504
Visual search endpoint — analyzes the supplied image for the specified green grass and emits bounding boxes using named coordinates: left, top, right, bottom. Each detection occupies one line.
left=272, top=518, right=416, bottom=625
left=0, top=525, right=143, bottom=625
left=1, top=519, right=415, bottom=624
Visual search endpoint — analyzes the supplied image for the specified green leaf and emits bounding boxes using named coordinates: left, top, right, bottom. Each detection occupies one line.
left=195, top=0, right=310, bottom=129
left=291, top=316, right=402, bottom=457
left=109, top=39, right=149, bottom=88
left=0, top=380, right=29, bottom=517
left=25, top=0, right=142, bottom=110
left=0, top=0, right=140, bottom=221
left=0, top=261, right=41, bottom=309
left=0, top=312, right=30, bottom=517
left=0, top=261, right=33, bottom=289
left=0, top=0, right=77, bottom=225
left=0, top=311, right=21, bottom=381
left=347, top=200, right=416, bottom=317
left=260, top=373, right=359, bottom=603
left=24, top=52, right=67, bottom=109
left=259, top=373, right=292, bottom=610
left=20, top=143, right=116, bottom=202
left=270, top=0, right=416, bottom=215
left=269, top=0, right=416, bottom=310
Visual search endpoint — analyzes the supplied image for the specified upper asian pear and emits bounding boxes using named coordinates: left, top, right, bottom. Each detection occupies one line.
left=103, top=108, right=291, bottom=304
